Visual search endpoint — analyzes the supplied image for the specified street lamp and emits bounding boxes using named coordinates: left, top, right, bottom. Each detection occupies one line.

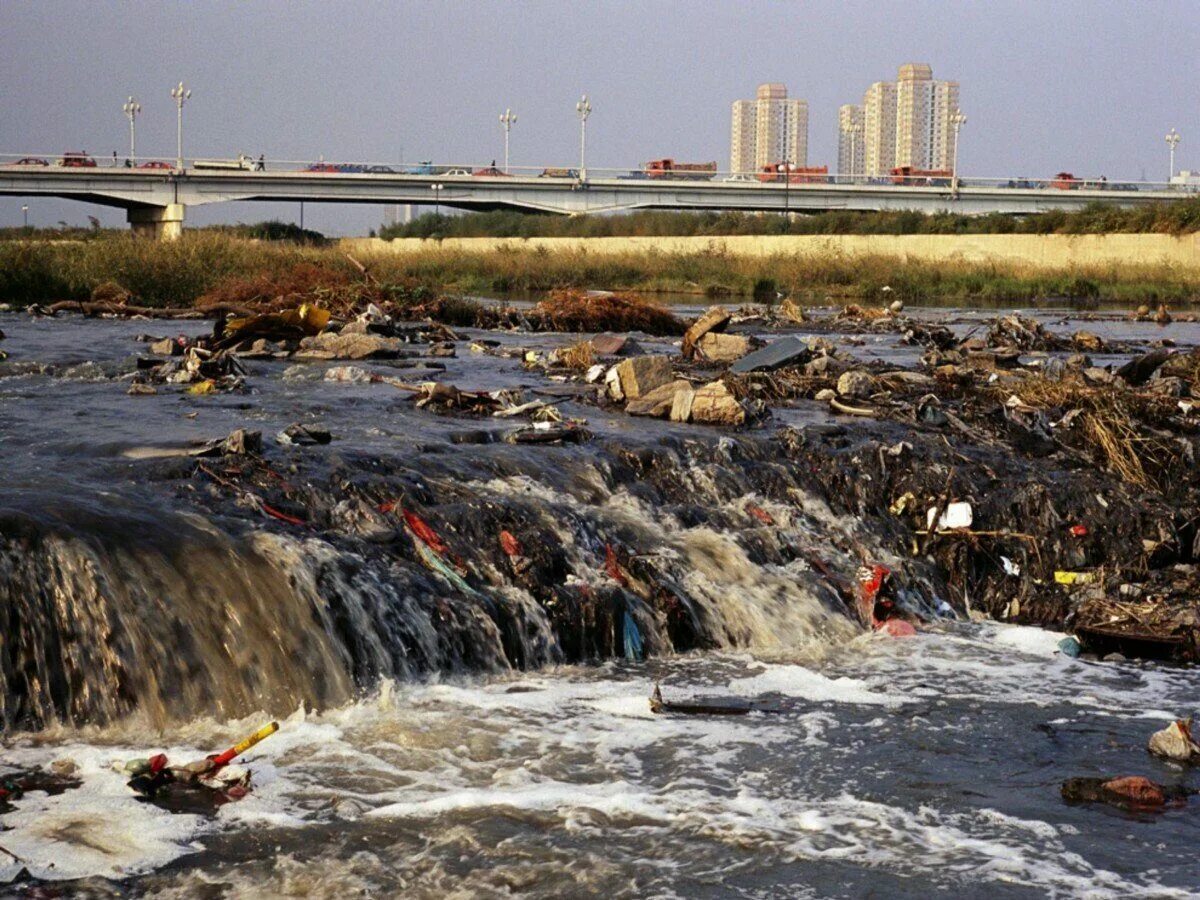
left=431, top=182, right=444, bottom=216
left=576, top=94, right=591, bottom=180
left=21, top=205, right=29, bottom=228
left=950, top=110, right=968, bottom=187
left=170, top=81, right=191, bottom=169
left=499, top=108, right=517, bottom=174
left=122, top=96, right=142, bottom=163
left=1166, top=129, right=1181, bottom=181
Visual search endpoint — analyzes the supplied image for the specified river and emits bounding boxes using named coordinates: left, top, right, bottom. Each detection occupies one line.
left=1, top=308, right=1197, bottom=897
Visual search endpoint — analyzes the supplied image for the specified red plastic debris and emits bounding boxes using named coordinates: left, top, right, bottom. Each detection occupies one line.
left=856, top=564, right=889, bottom=623
left=148, top=753, right=169, bottom=775
left=500, top=530, right=523, bottom=558
left=402, top=510, right=450, bottom=555
left=1102, top=776, right=1165, bottom=807
left=604, top=544, right=629, bottom=586
left=746, top=503, right=775, bottom=526
left=876, top=619, right=917, bottom=638
left=260, top=502, right=306, bottom=526
left=1069, top=524, right=1088, bottom=537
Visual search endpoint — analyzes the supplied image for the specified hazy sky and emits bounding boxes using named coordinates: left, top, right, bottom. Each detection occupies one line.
left=2, top=0, right=1197, bottom=235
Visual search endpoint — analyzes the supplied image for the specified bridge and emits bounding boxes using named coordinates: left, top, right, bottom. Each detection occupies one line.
left=0, top=156, right=1191, bottom=239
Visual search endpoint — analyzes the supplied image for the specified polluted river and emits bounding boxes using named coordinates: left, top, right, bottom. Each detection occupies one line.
left=1, top=297, right=1199, bottom=897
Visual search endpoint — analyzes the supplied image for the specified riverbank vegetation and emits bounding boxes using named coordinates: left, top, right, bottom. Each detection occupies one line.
left=1, top=230, right=1197, bottom=308
left=379, top=199, right=1200, bottom=240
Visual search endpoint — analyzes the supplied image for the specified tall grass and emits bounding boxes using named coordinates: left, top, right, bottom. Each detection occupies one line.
left=1, top=232, right=1198, bottom=308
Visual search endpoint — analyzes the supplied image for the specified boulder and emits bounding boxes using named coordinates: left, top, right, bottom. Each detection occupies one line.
left=626, top=379, right=690, bottom=418
left=682, top=306, right=732, bottom=359
left=670, top=383, right=696, bottom=422
left=730, top=337, right=809, bottom=374
left=613, top=355, right=673, bottom=400
left=1072, top=330, right=1105, bottom=353
left=696, top=332, right=751, bottom=363
left=150, top=338, right=181, bottom=357
left=591, top=332, right=642, bottom=356
left=1116, top=348, right=1172, bottom=386
left=837, top=370, right=874, bottom=399
left=297, top=331, right=406, bottom=360
left=690, top=381, right=745, bottom=425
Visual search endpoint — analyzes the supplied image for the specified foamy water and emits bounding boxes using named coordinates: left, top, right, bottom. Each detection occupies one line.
left=3, top=625, right=1197, bottom=897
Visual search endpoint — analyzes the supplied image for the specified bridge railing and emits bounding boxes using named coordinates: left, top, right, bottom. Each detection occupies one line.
left=1, top=152, right=1193, bottom=193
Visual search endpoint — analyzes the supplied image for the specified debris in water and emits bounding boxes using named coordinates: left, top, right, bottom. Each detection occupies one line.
left=1147, top=719, right=1200, bottom=763
left=1060, top=775, right=1195, bottom=811
left=649, top=684, right=781, bottom=716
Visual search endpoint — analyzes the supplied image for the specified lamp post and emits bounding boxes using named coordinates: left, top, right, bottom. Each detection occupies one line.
left=499, top=108, right=517, bottom=174
left=21, top=205, right=29, bottom=228
left=1166, top=129, right=1181, bottom=181
left=950, top=110, right=967, bottom=188
left=431, top=182, right=444, bottom=216
left=170, top=81, right=191, bottom=169
left=122, top=96, right=142, bottom=163
left=576, top=94, right=591, bottom=180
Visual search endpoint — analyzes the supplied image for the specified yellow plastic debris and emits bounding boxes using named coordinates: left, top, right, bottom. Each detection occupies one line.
left=187, top=379, right=218, bottom=395
left=1054, top=571, right=1096, bottom=585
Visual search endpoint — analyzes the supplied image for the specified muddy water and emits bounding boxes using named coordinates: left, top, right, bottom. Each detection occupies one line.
left=1, top=311, right=1199, bottom=896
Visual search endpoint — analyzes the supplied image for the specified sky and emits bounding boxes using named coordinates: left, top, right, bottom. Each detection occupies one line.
left=1, top=0, right=1197, bottom=235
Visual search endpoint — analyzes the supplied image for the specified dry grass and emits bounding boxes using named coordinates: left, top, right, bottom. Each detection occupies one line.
left=999, top=376, right=1181, bottom=490
left=557, top=340, right=596, bottom=370
left=528, top=290, right=685, bottom=336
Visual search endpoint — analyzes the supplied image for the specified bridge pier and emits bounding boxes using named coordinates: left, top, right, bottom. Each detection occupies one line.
left=127, top=203, right=185, bottom=240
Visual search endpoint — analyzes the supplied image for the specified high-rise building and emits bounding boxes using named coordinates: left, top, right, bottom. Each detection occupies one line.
left=855, top=63, right=960, bottom=177
left=729, top=83, right=808, bottom=174
left=730, top=100, right=757, bottom=175
left=837, top=104, right=865, bottom=177
left=862, top=81, right=897, bottom=176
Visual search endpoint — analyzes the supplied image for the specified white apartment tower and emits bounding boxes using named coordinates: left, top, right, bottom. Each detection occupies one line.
left=862, top=81, right=897, bottom=177
left=856, top=63, right=960, bottom=176
left=837, top=104, right=865, bottom=177
left=729, top=83, right=809, bottom=174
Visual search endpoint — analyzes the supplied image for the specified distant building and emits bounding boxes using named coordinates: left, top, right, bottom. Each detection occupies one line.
left=862, top=81, right=897, bottom=176
left=729, top=83, right=808, bottom=174
left=837, top=104, right=865, bottom=177
left=853, top=63, right=960, bottom=177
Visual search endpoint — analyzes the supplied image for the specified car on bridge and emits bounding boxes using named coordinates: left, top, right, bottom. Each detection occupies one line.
left=365, top=165, right=395, bottom=174
left=443, top=168, right=472, bottom=177
left=136, top=161, right=172, bottom=170
left=194, top=156, right=255, bottom=171
left=56, top=152, right=96, bottom=168
left=1, top=157, right=49, bottom=167
left=304, top=162, right=340, bottom=173
left=401, top=161, right=436, bottom=175
left=540, top=167, right=579, bottom=178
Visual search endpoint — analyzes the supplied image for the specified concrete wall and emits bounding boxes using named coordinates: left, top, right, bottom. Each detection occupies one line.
left=342, top=233, right=1200, bottom=271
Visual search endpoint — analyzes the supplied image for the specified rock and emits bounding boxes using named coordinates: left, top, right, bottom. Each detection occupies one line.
left=1136, top=304, right=1152, bottom=318
left=127, top=383, right=158, bottom=396
left=298, top=332, right=406, bottom=360
left=777, top=298, right=806, bottom=323
left=1155, top=304, right=1173, bottom=326
left=730, top=337, right=809, bottom=374
left=626, top=379, right=690, bottom=418
left=325, top=365, right=375, bottom=383
left=1061, top=775, right=1194, bottom=809
left=814, top=388, right=836, bottom=401
left=690, top=381, right=745, bottom=425
left=1072, top=331, right=1105, bottom=353
left=1147, top=719, right=1200, bottom=762
left=888, top=299, right=904, bottom=314
left=613, top=355, right=673, bottom=400
left=591, top=333, right=642, bottom=356
left=150, top=338, right=182, bottom=357
left=1116, top=348, right=1172, bottom=386
left=276, top=423, right=333, bottom=446
left=682, top=306, right=732, bottom=359
left=670, top=383, right=696, bottom=422
left=1065, top=353, right=1092, bottom=370
left=804, top=355, right=851, bottom=377
left=1083, top=366, right=1114, bottom=385
left=1148, top=376, right=1187, bottom=398
left=837, top=370, right=875, bottom=399
left=696, top=332, right=751, bottom=363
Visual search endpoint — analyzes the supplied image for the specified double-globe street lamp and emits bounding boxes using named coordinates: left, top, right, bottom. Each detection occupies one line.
left=122, top=96, right=141, bottom=163
left=170, top=81, right=191, bottom=169
left=1166, top=129, right=1182, bottom=181
left=576, top=94, right=591, bottom=180
left=950, top=110, right=968, bottom=188
left=499, top=109, right=517, bottom=174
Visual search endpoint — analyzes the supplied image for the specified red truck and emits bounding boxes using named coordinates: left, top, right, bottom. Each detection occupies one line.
left=56, top=152, right=97, bottom=168
left=758, top=163, right=829, bottom=184
left=644, top=158, right=717, bottom=180
left=1051, top=172, right=1079, bottom=190
left=890, top=166, right=952, bottom=186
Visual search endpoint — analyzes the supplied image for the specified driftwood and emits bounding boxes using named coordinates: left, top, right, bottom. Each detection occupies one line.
left=45, top=299, right=255, bottom=320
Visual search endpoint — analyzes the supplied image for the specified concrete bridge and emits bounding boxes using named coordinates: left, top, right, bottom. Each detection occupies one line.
left=0, top=162, right=1187, bottom=239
